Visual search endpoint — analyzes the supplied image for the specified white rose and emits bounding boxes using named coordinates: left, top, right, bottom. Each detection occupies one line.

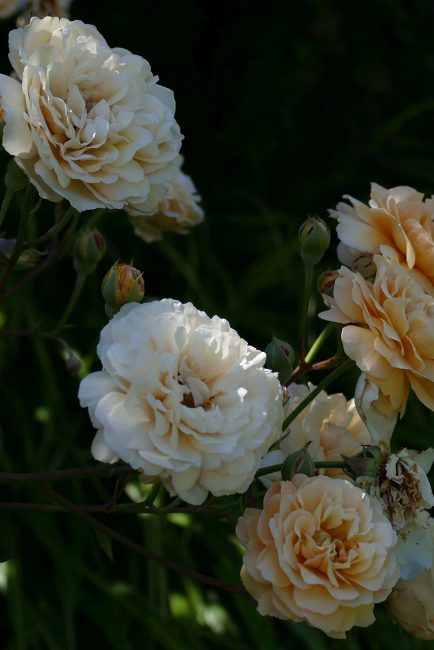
left=78, top=299, right=283, bottom=505
left=0, top=17, right=182, bottom=213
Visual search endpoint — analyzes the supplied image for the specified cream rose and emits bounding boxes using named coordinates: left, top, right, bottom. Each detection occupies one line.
left=260, top=383, right=370, bottom=484
left=320, top=255, right=434, bottom=416
left=236, top=475, right=399, bottom=639
left=0, top=17, right=182, bottom=213
left=78, top=299, right=283, bottom=505
left=332, top=183, right=434, bottom=287
left=388, top=519, right=434, bottom=640
left=128, top=156, right=204, bottom=242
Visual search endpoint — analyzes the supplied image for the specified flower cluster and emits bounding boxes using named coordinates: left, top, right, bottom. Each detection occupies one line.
left=320, top=185, right=434, bottom=438
left=0, top=12, right=433, bottom=645
left=236, top=184, right=434, bottom=639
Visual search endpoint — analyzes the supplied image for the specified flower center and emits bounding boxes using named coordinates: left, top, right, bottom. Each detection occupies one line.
left=313, top=529, right=330, bottom=546
left=177, top=366, right=212, bottom=410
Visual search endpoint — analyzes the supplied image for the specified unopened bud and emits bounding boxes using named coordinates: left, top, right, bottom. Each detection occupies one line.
left=298, top=216, right=330, bottom=265
left=342, top=445, right=382, bottom=481
left=317, top=269, right=339, bottom=297
left=5, top=159, right=27, bottom=193
left=281, top=442, right=315, bottom=481
left=102, top=263, right=145, bottom=318
left=73, top=228, right=106, bottom=276
left=265, top=337, right=294, bottom=384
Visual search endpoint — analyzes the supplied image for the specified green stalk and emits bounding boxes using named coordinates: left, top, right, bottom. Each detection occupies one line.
left=298, top=262, right=314, bottom=362
left=23, top=206, right=76, bottom=249
left=51, top=274, right=86, bottom=334
left=255, top=459, right=345, bottom=478
left=304, top=323, right=335, bottom=364
left=0, top=188, right=14, bottom=231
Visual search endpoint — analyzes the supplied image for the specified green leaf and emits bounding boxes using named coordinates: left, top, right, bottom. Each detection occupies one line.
left=94, top=529, right=114, bottom=562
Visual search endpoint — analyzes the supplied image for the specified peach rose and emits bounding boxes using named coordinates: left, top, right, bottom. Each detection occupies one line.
left=236, top=475, right=399, bottom=638
left=260, top=383, right=370, bottom=484
left=320, top=255, right=434, bottom=417
left=332, top=183, right=434, bottom=287
left=388, top=519, right=434, bottom=639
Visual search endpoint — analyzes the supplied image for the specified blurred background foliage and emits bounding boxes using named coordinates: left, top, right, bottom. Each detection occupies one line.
left=0, top=0, right=433, bottom=647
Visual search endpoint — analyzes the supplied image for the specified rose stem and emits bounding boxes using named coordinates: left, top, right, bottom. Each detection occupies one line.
left=39, top=484, right=249, bottom=597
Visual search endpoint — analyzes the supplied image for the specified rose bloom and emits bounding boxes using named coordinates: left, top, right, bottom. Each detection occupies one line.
left=260, top=383, right=370, bottom=485
left=236, top=475, right=399, bottom=638
left=320, top=255, right=434, bottom=416
left=128, top=156, right=204, bottom=242
left=0, top=17, right=182, bottom=213
left=78, top=299, right=283, bottom=505
left=331, top=183, right=434, bottom=287
left=388, top=519, right=434, bottom=640
left=0, top=0, right=26, bottom=18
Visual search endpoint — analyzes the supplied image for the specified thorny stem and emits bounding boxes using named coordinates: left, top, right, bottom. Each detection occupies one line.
left=51, top=273, right=86, bottom=334
left=0, top=499, right=238, bottom=517
left=255, top=459, right=345, bottom=478
left=0, top=464, right=139, bottom=485
left=22, top=206, right=76, bottom=250
left=0, top=188, right=14, bottom=231
left=288, top=354, right=343, bottom=383
left=0, top=196, right=42, bottom=292
left=39, top=484, right=249, bottom=597
left=0, top=210, right=76, bottom=304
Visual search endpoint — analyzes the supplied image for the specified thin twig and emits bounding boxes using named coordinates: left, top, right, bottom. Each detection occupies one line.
left=0, top=464, right=139, bottom=485
left=40, top=484, right=249, bottom=597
